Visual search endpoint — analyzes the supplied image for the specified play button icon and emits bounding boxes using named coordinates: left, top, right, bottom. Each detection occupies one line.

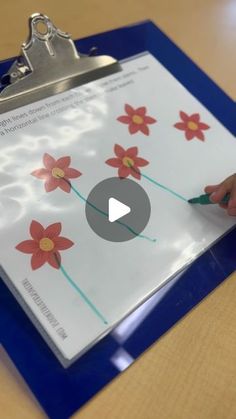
left=85, top=177, right=151, bottom=242
left=108, top=198, right=131, bottom=222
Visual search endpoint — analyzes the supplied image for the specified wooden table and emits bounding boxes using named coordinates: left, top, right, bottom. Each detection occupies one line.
left=0, top=1, right=235, bottom=418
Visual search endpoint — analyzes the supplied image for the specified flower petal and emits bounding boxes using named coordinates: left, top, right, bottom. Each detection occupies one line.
left=144, top=116, right=157, bottom=124
left=195, top=130, right=205, bottom=141
left=185, top=130, right=195, bottom=140
left=31, top=250, right=47, bottom=270
left=139, top=124, right=149, bottom=136
left=114, top=144, right=125, bottom=158
left=30, top=220, right=44, bottom=241
left=135, top=107, right=146, bottom=116
left=59, top=179, right=71, bottom=193
left=16, top=240, right=38, bottom=254
left=31, top=168, right=50, bottom=179
left=64, top=168, right=82, bottom=179
left=54, top=237, right=74, bottom=250
left=56, top=156, right=71, bottom=169
left=48, top=251, right=61, bottom=269
left=190, top=113, right=200, bottom=123
left=118, top=166, right=130, bottom=178
left=126, top=146, right=138, bottom=158
left=180, top=111, right=189, bottom=122
left=44, top=222, right=62, bottom=239
left=105, top=158, right=122, bottom=168
left=125, top=104, right=134, bottom=115
left=131, top=166, right=141, bottom=180
left=134, top=157, right=149, bottom=167
left=43, top=153, right=56, bottom=169
left=45, top=177, right=59, bottom=193
left=174, top=122, right=186, bottom=130
left=129, top=123, right=140, bottom=134
left=117, top=115, right=131, bottom=124
left=198, top=122, right=210, bottom=130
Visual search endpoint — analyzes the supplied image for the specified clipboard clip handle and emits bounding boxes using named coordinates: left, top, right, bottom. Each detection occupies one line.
left=0, top=13, right=121, bottom=113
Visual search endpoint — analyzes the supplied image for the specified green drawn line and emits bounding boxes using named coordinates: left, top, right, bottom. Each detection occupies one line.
left=128, top=164, right=188, bottom=203
left=116, top=219, right=156, bottom=243
left=70, top=183, right=108, bottom=217
left=141, top=173, right=188, bottom=202
left=69, top=183, right=156, bottom=243
left=56, top=257, right=108, bottom=325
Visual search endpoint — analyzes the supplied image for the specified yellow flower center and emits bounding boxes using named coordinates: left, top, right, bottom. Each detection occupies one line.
left=39, top=237, right=55, bottom=252
left=132, top=114, right=143, bottom=124
left=188, top=121, right=198, bottom=131
left=123, top=157, right=134, bottom=168
left=52, top=167, right=65, bottom=178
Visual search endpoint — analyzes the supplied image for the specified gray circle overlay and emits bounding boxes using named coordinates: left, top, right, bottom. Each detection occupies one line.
left=85, top=177, right=151, bottom=242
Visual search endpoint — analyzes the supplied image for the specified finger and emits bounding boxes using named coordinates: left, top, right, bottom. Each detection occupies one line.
left=228, top=178, right=236, bottom=208
left=219, top=203, right=228, bottom=209
left=228, top=178, right=236, bottom=216
left=209, top=182, right=230, bottom=203
left=228, top=207, right=236, bottom=216
left=204, top=184, right=220, bottom=194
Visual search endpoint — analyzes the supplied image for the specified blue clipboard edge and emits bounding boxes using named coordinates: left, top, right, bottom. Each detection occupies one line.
left=0, top=20, right=235, bottom=419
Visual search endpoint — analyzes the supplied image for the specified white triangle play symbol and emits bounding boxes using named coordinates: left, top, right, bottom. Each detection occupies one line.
left=108, top=197, right=131, bottom=223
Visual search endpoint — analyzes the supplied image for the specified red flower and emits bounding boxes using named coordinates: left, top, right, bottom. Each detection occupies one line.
left=31, top=153, right=82, bottom=193
left=16, top=220, right=74, bottom=270
left=117, top=104, right=157, bottom=135
left=174, top=111, right=210, bottom=141
left=105, top=144, right=149, bottom=180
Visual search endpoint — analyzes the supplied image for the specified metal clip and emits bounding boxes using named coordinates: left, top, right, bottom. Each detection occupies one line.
left=0, top=13, right=121, bottom=113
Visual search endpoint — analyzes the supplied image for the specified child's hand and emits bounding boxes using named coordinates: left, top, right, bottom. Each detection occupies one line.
left=205, top=174, right=236, bottom=216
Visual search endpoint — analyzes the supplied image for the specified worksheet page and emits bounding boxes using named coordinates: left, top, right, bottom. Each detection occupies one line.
left=0, top=53, right=235, bottom=365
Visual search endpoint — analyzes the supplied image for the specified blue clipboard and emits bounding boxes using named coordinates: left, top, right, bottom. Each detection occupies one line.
left=0, top=19, right=235, bottom=419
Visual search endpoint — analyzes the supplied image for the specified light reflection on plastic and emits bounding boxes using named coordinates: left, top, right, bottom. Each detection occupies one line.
left=0, top=85, right=110, bottom=228
left=112, top=270, right=185, bottom=345
left=110, top=348, right=134, bottom=372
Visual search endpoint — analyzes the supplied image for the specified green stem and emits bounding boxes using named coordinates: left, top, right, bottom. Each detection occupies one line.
left=141, top=172, right=188, bottom=202
left=55, top=254, right=108, bottom=325
left=128, top=164, right=188, bottom=203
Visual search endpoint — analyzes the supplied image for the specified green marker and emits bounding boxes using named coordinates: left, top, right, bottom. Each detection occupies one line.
left=188, top=193, right=230, bottom=205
